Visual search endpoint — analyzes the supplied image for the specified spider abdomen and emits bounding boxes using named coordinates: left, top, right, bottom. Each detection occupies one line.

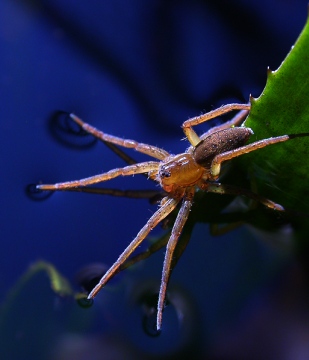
left=193, top=127, right=253, bottom=167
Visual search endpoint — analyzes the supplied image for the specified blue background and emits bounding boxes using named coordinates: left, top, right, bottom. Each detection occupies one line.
left=1, top=1, right=309, bottom=359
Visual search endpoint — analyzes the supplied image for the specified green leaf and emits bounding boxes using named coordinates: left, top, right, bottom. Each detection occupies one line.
left=239, top=12, right=309, bottom=215
left=0, top=261, right=73, bottom=318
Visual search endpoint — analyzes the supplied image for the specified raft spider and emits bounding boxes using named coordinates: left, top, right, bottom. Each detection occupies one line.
left=37, top=103, right=304, bottom=331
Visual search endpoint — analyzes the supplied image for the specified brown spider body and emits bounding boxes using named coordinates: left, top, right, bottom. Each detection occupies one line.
left=37, top=103, right=305, bottom=331
left=158, top=127, right=254, bottom=195
left=193, top=127, right=253, bottom=169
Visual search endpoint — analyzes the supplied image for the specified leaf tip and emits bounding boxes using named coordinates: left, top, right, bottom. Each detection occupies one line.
left=249, top=94, right=257, bottom=104
left=267, top=66, right=276, bottom=79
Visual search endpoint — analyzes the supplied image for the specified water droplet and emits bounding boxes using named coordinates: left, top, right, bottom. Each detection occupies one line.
left=26, top=184, right=53, bottom=201
left=138, top=292, right=169, bottom=337
left=76, top=294, right=94, bottom=308
left=48, top=111, right=97, bottom=149
left=75, top=263, right=108, bottom=293
left=142, top=311, right=161, bottom=337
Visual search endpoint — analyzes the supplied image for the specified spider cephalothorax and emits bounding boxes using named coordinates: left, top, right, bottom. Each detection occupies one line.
left=37, top=103, right=305, bottom=331
left=158, top=153, right=204, bottom=193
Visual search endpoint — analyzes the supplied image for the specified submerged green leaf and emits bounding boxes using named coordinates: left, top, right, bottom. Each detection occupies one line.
left=1, top=261, right=73, bottom=313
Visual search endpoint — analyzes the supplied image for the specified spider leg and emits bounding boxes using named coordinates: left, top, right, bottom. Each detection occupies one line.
left=70, top=114, right=169, bottom=160
left=60, top=187, right=161, bottom=199
left=182, top=103, right=250, bottom=146
left=36, top=162, right=159, bottom=190
left=200, top=109, right=249, bottom=138
left=156, top=190, right=194, bottom=331
left=210, top=134, right=291, bottom=178
left=87, top=196, right=181, bottom=299
left=120, top=231, right=170, bottom=272
left=204, top=182, right=285, bottom=211
left=67, top=113, right=139, bottom=167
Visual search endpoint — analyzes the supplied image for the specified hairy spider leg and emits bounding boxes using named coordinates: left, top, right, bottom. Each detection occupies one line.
left=120, top=230, right=171, bottom=272
left=67, top=114, right=139, bottom=167
left=210, top=133, right=309, bottom=178
left=182, top=103, right=251, bottom=146
left=87, top=196, right=181, bottom=299
left=157, top=194, right=193, bottom=331
left=36, top=162, right=159, bottom=191
left=70, top=114, right=169, bottom=160
left=210, top=135, right=291, bottom=178
left=61, top=187, right=160, bottom=199
left=200, top=109, right=249, bottom=138
left=204, top=182, right=285, bottom=211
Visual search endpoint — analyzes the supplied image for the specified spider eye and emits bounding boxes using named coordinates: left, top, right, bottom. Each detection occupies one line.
left=160, top=170, right=171, bottom=178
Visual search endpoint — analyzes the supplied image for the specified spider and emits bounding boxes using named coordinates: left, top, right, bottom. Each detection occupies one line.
left=36, top=103, right=305, bottom=331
